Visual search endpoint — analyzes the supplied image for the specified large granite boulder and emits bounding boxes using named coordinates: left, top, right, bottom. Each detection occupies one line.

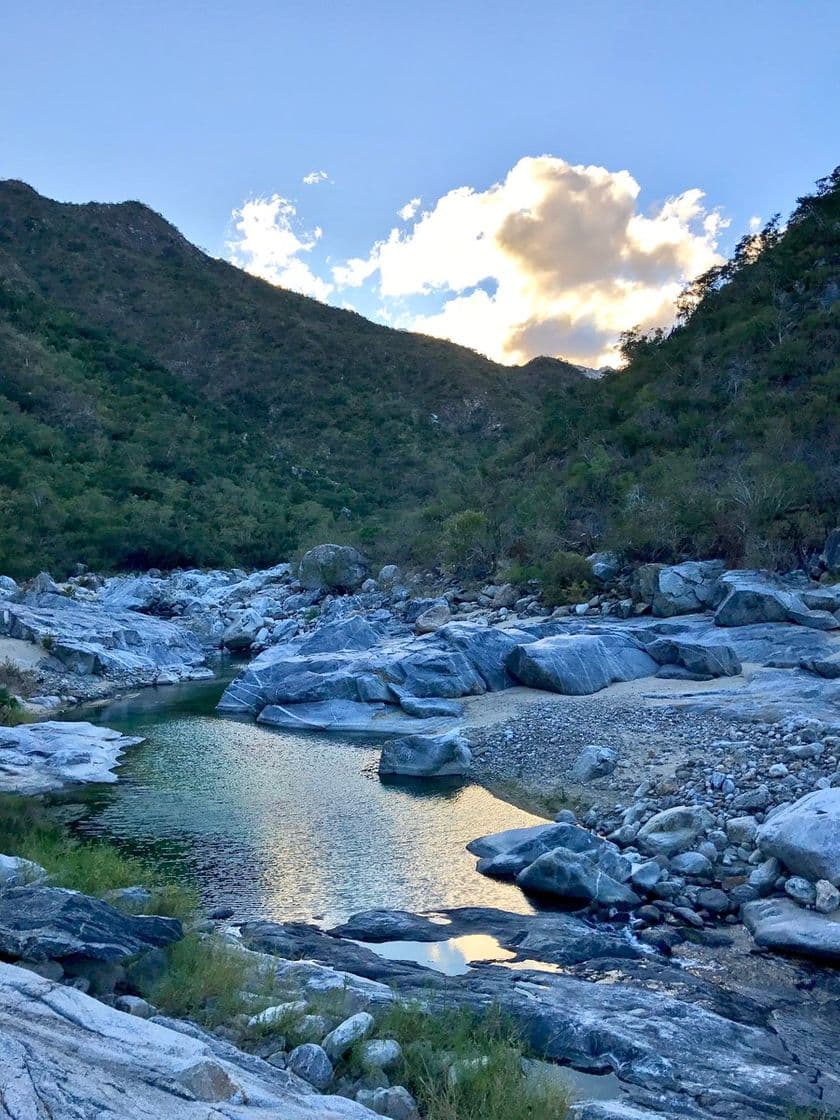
left=0, top=961, right=374, bottom=1118
left=651, top=560, right=725, bottom=617
left=439, top=623, right=534, bottom=691
left=645, top=636, right=741, bottom=678
left=714, top=572, right=840, bottom=630
left=505, top=632, right=657, bottom=694
left=258, top=699, right=457, bottom=736
left=222, top=608, right=265, bottom=650
left=0, top=886, right=182, bottom=963
left=0, top=721, right=144, bottom=794
left=636, top=806, right=714, bottom=857
left=298, top=617, right=382, bottom=654
left=516, top=848, right=639, bottom=907
left=298, top=545, right=369, bottom=592
left=379, top=730, right=471, bottom=778
left=475, top=822, right=605, bottom=880
left=0, top=593, right=206, bottom=678
left=467, top=823, right=564, bottom=860
left=743, top=897, right=840, bottom=963
left=757, top=788, right=840, bottom=885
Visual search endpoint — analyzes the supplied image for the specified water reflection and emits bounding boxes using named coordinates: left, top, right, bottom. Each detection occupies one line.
left=73, top=679, right=545, bottom=925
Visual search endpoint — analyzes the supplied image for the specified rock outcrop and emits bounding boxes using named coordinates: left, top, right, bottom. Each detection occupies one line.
left=379, top=730, right=471, bottom=778
left=0, top=721, right=144, bottom=794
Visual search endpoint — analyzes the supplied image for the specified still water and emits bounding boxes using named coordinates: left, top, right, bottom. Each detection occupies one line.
left=72, top=677, right=545, bottom=926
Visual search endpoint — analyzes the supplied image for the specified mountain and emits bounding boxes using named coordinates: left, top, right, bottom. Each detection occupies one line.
left=1, top=170, right=837, bottom=582
left=0, top=180, right=581, bottom=576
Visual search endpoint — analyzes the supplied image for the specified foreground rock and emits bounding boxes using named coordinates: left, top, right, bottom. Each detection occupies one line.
left=379, top=731, right=471, bottom=778
left=0, top=721, right=144, bottom=794
left=0, top=961, right=374, bottom=1118
left=0, top=886, right=182, bottom=963
left=743, top=897, right=840, bottom=963
left=756, top=788, right=840, bottom=884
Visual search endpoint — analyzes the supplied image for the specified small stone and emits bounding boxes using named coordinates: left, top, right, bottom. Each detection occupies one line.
left=176, top=1059, right=241, bottom=1103
left=360, top=1038, right=403, bottom=1072
left=322, top=1012, right=375, bottom=1060
left=697, top=888, right=730, bottom=915
left=287, top=1043, right=334, bottom=1090
left=815, top=880, right=840, bottom=914
left=725, top=816, right=758, bottom=846
left=114, top=995, right=155, bottom=1019
left=673, top=906, right=705, bottom=928
left=670, top=851, right=713, bottom=878
left=784, top=876, right=817, bottom=907
left=209, top=906, right=235, bottom=920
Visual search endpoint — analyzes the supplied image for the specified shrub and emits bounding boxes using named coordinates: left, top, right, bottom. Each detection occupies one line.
left=539, top=551, right=594, bottom=606
left=443, top=510, right=494, bottom=577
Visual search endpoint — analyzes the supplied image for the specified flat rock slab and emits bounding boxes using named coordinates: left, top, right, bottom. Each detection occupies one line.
left=0, top=886, right=182, bottom=963
left=257, top=699, right=458, bottom=736
left=743, top=897, right=840, bottom=963
left=0, top=721, right=144, bottom=794
left=0, top=961, right=374, bottom=1119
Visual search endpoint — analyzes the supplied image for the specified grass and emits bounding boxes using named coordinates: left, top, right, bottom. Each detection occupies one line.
left=354, top=1002, right=571, bottom=1120
left=148, top=932, right=266, bottom=1028
left=0, top=794, right=195, bottom=918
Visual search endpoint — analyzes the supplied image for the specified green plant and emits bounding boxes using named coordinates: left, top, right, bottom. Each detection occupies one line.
left=367, top=1002, right=571, bottom=1120
left=148, top=933, right=264, bottom=1028
left=0, top=687, right=29, bottom=727
left=539, top=551, right=593, bottom=606
left=0, top=658, right=38, bottom=699
left=443, top=510, right=494, bottom=577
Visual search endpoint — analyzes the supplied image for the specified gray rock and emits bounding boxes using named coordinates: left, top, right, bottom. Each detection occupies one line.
left=476, top=822, right=607, bottom=880
left=378, top=565, right=402, bottom=588
left=467, top=823, right=567, bottom=860
left=743, top=897, right=840, bottom=962
left=784, top=876, right=817, bottom=907
left=757, top=788, right=840, bottom=885
left=726, top=816, right=758, bottom=845
left=506, top=632, right=657, bottom=694
left=730, top=785, right=771, bottom=812
left=300, top=617, right=382, bottom=654
left=0, top=854, right=48, bottom=888
left=379, top=731, right=471, bottom=778
left=299, top=545, right=369, bottom=592
left=0, top=575, right=18, bottom=599
left=587, top=552, right=622, bottom=583
left=357, top=1085, right=420, bottom=1120
left=287, top=1043, right=334, bottom=1090
left=697, top=888, right=730, bottom=914
left=439, top=622, right=533, bottom=691
left=651, top=560, right=725, bottom=617
left=414, top=602, right=451, bottom=633
left=670, top=851, right=713, bottom=878
left=222, top=608, right=264, bottom=650
left=258, top=699, right=457, bottom=736
left=629, top=860, right=663, bottom=890
left=636, top=806, right=714, bottom=857
left=0, top=886, right=181, bottom=962
left=815, top=879, right=840, bottom=914
left=516, top=848, right=640, bottom=907
left=322, top=1012, right=375, bottom=1060
left=0, top=961, right=371, bottom=1118
left=715, top=571, right=840, bottom=630
left=645, top=636, right=741, bottom=678
left=360, top=1038, right=402, bottom=1072
left=0, top=721, right=144, bottom=795
left=569, top=745, right=618, bottom=782
left=748, top=857, right=782, bottom=896
left=393, top=693, right=464, bottom=719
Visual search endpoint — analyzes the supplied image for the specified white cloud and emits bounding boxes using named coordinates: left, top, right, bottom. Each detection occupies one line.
left=749, top=215, right=762, bottom=232
left=398, top=197, right=421, bottom=221
left=303, top=170, right=329, bottom=185
left=226, top=195, right=333, bottom=302
left=333, top=156, right=726, bottom=366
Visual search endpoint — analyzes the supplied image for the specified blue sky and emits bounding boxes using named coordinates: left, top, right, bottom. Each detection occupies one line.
left=2, top=0, right=838, bottom=365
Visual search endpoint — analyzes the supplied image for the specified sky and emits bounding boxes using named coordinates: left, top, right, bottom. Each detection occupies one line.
left=2, top=0, right=838, bottom=367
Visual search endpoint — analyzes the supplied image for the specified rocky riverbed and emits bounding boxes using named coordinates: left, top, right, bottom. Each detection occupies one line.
left=2, top=544, right=840, bottom=1118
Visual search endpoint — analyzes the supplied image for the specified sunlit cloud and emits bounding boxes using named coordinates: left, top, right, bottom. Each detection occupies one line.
left=398, top=197, right=421, bottom=221
left=303, top=170, right=329, bottom=185
left=334, top=157, right=726, bottom=367
left=226, top=195, right=333, bottom=302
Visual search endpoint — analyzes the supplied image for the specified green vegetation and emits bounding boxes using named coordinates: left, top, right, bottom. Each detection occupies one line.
left=0, top=169, right=837, bottom=580
left=0, top=794, right=194, bottom=915
left=369, top=1002, right=570, bottom=1120
left=149, top=931, right=263, bottom=1027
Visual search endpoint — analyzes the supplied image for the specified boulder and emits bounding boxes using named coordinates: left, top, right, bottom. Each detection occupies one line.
left=743, top=897, right=840, bottom=963
left=322, top=1012, right=375, bottom=1060
left=636, top=806, right=714, bottom=857
left=379, top=731, right=471, bottom=778
left=403, top=598, right=448, bottom=625
left=0, top=575, right=18, bottom=599
left=0, top=854, right=48, bottom=888
left=800, top=654, right=840, bottom=679
left=0, top=886, right=182, bottom=963
left=439, top=623, right=533, bottom=691
left=516, top=848, right=640, bottom=907
left=715, top=572, right=840, bottom=630
left=287, top=1043, right=334, bottom=1090
left=360, top=1039, right=403, bottom=1072
left=630, top=563, right=663, bottom=606
left=506, top=632, right=657, bottom=695
left=476, top=822, right=605, bottom=880
left=377, top=565, right=402, bottom=588
left=298, top=545, right=369, bottom=592
left=391, top=692, right=464, bottom=718
left=467, top=823, right=565, bottom=860
left=645, top=636, right=741, bottom=678
left=757, top=788, right=840, bottom=885
left=0, top=721, right=144, bottom=795
left=414, top=601, right=452, bottom=633
left=299, top=617, right=382, bottom=654
left=257, top=700, right=457, bottom=736
left=651, top=560, right=725, bottom=617
left=569, top=745, right=618, bottom=782
left=222, top=608, right=264, bottom=650
left=587, top=552, right=622, bottom=583
left=0, top=961, right=373, bottom=1118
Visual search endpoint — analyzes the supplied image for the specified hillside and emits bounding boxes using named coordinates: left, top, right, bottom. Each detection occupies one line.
left=0, top=171, right=837, bottom=581
left=0, top=180, right=580, bottom=576
left=476, top=168, right=840, bottom=579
